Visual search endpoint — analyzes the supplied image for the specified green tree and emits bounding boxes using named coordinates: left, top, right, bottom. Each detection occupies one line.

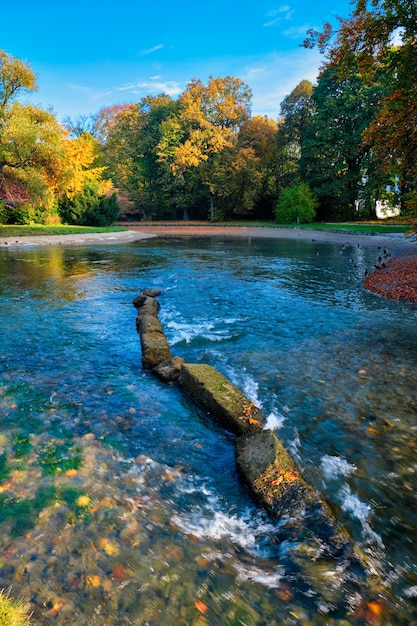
left=272, top=81, right=315, bottom=204
left=301, top=64, right=381, bottom=220
left=304, top=0, right=417, bottom=214
left=237, top=116, right=279, bottom=218
left=274, top=183, right=317, bottom=224
left=58, top=180, right=119, bottom=226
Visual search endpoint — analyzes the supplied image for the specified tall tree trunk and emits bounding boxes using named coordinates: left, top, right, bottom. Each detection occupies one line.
left=209, top=194, right=214, bottom=221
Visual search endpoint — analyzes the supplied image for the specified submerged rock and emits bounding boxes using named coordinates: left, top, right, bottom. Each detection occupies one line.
left=153, top=356, right=185, bottom=383
left=133, top=289, right=162, bottom=307
left=134, top=292, right=170, bottom=369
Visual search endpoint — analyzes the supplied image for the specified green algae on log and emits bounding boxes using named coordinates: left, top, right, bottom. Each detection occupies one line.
left=179, top=363, right=266, bottom=435
left=235, top=430, right=350, bottom=553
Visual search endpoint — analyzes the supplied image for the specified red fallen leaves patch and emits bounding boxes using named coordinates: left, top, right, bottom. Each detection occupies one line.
left=363, top=256, right=417, bottom=303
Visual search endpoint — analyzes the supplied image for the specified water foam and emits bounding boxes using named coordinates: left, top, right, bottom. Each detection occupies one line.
left=339, top=484, right=384, bottom=548
left=320, top=455, right=357, bottom=480
left=265, top=411, right=286, bottom=430
left=165, top=319, right=234, bottom=344
left=234, top=562, right=283, bottom=588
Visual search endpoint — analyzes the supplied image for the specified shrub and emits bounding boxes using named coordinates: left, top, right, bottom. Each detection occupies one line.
left=274, top=183, right=317, bottom=224
left=0, top=201, right=7, bottom=225
left=58, top=183, right=120, bottom=226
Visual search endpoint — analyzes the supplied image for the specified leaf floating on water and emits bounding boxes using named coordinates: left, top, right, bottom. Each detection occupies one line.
left=47, top=598, right=64, bottom=616
left=111, top=564, right=131, bottom=581
left=367, top=600, right=384, bottom=617
left=86, top=575, right=101, bottom=587
left=75, top=495, right=91, bottom=508
left=99, top=537, right=119, bottom=555
left=65, top=469, right=77, bottom=478
left=195, top=600, right=208, bottom=614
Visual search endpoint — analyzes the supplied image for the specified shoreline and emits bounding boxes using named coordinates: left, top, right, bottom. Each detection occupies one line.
left=0, top=223, right=415, bottom=254
left=128, top=223, right=417, bottom=256
left=0, top=229, right=156, bottom=248
left=1, top=224, right=416, bottom=302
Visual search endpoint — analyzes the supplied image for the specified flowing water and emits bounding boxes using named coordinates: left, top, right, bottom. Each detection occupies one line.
left=0, top=234, right=416, bottom=625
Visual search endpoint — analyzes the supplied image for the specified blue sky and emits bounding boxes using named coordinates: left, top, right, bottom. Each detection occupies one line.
left=3, top=0, right=352, bottom=122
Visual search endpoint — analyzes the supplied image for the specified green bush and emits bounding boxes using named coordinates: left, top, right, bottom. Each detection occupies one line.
left=274, top=183, right=317, bottom=224
left=0, top=203, right=49, bottom=225
left=0, top=201, right=7, bottom=225
left=58, top=183, right=120, bottom=226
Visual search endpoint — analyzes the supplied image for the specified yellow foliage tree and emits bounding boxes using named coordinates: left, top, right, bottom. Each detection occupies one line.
left=62, top=133, right=112, bottom=199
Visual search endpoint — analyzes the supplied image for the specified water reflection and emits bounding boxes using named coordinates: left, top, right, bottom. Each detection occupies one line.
left=0, top=237, right=416, bottom=624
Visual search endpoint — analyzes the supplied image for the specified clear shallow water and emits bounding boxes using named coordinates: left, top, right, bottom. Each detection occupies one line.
left=0, top=236, right=416, bottom=624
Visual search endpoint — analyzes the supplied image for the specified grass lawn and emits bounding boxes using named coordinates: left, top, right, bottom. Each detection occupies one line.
left=0, top=224, right=126, bottom=238
left=132, top=219, right=412, bottom=234
left=279, top=222, right=412, bottom=233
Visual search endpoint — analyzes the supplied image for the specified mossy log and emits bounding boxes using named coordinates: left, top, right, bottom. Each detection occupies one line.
left=178, top=363, right=266, bottom=435
left=236, top=430, right=351, bottom=554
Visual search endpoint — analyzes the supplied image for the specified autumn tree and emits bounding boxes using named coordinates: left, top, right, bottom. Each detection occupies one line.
left=237, top=116, right=279, bottom=218
left=0, top=102, right=68, bottom=217
left=157, top=75, right=252, bottom=219
left=304, top=0, right=417, bottom=214
left=0, top=50, right=37, bottom=112
left=98, top=96, right=186, bottom=219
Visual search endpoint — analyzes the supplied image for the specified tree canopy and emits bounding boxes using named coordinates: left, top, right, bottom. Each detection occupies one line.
left=1, top=24, right=415, bottom=225
left=0, top=49, right=116, bottom=225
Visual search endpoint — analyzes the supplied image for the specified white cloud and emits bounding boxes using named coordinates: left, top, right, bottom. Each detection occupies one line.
left=136, top=44, right=164, bottom=57
left=127, top=79, right=183, bottom=96
left=241, top=48, right=322, bottom=119
left=282, top=24, right=312, bottom=38
left=264, top=5, right=294, bottom=26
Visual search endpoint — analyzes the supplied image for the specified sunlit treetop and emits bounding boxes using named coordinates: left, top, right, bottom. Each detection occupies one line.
left=0, top=50, right=37, bottom=110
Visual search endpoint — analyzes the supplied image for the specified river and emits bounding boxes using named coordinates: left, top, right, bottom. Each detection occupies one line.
left=0, top=234, right=416, bottom=625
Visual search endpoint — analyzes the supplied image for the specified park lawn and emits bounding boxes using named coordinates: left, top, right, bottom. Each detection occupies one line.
left=0, top=225, right=126, bottom=238
left=193, top=220, right=412, bottom=234
left=281, top=222, right=411, bottom=233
